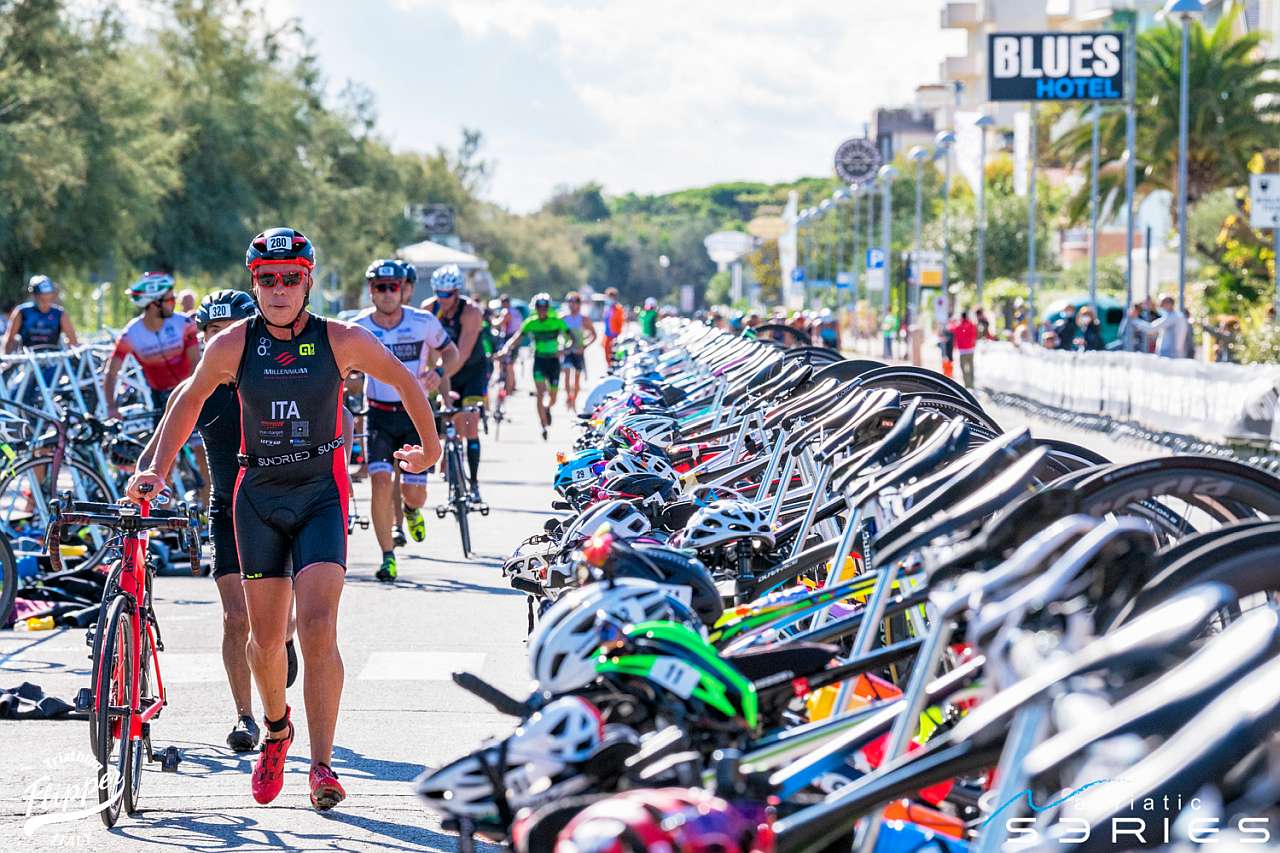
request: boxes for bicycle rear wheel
[95,594,133,828]
[0,534,14,629]
[0,455,114,572]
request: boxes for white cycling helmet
[529,579,701,693]
[610,414,679,448]
[128,272,175,308]
[560,499,651,546]
[677,499,775,550]
[582,377,625,416]
[602,452,677,484]
[414,696,603,821]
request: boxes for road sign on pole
[1250,174,1280,229]
[834,138,882,184]
[406,203,455,237]
[864,249,886,292]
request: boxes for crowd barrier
[976,341,1280,449]
[0,344,152,416]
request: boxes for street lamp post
[879,165,898,359]
[909,146,928,322]
[934,131,957,309]
[1165,0,1204,312]
[1027,103,1039,329]
[975,116,995,304]
[1088,103,1102,308]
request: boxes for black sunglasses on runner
[371,281,401,293]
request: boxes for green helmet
[595,620,758,732]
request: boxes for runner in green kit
[496,292,571,440]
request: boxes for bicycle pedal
[160,745,180,772]
[74,687,93,713]
[85,630,95,649]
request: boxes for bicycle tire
[1072,456,1280,524]
[447,441,472,555]
[96,594,132,828]
[0,455,114,572]
[0,532,15,629]
[456,496,473,557]
[87,559,126,753]
[126,616,154,816]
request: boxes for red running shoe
[251,707,293,805]
[309,762,346,811]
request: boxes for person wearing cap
[104,272,199,422]
[3,275,79,353]
[639,297,659,338]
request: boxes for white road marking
[160,653,225,682]
[357,652,486,681]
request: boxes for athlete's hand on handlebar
[125,469,167,503]
[394,444,432,475]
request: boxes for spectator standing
[949,309,978,388]
[1129,294,1190,359]
[1116,302,1145,352]
[1053,304,1079,351]
[1072,306,1105,351]
[639,297,658,338]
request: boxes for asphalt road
[0,372,572,851]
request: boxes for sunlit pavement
[0,363,573,852]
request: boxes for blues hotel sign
[988,33,1124,101]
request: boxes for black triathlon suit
[431,297,488,403]
[233,315,349,579]
[196,384,242,578]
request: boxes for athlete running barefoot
[126,228,440,812]
[496,293,572,441]
[355,258,458,582]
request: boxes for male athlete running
[136,290,298,752]
[559,290,597,412]
[422,264,486,503]
[496,293,572,441]
[3,275,79,353]
[355,259,458,582]
[127,228,440,812]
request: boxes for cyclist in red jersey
[103,272,199,420]
[126,228,441,811]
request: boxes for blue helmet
[554,449,607,496]
[431,264,464,293]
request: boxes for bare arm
[137,377,195,470]
[451,305,483,370]
[333,323,441,470]
[103,355,125,416]
[581,316,598,348]
[61,313,78,347]
[434,341,460,383]
[136,328,242,481]
[497,328,524,359]
[2,309,21,353]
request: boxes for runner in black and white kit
[354,258,458,582]
[136,289,298,753]
[127,227,440,813]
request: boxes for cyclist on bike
[2,275,79,353]
[496,293,572,441]
[423,264,486,503]
[559,290,597,413]
[355,258,458,582]
[126,227,441,812]
[104,272,199,421]
[136,289,298,753]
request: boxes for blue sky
[126,0,965,211]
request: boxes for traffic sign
[792,266,807,283]
[865,248,885,270]
[910,250,944,286]
[406,203,455,236]
[1250,174,1280,229]
[834,138,882,184]
[836,271,852,291]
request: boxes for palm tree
[1053,4,1280,224]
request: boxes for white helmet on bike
[559,499,651,546]
[529,579,701,693]
[677,499,775,550]
[602,452,677,484]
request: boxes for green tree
[543,182,610,222]
[1053,6,1280,224]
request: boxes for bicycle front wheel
[0,534,15,629]
[95,594,133,828]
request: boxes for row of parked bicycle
[413,320,1280,852]
[0,345,194,630]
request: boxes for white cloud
[387,0,964,208]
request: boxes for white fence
[977,341,1280,448]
